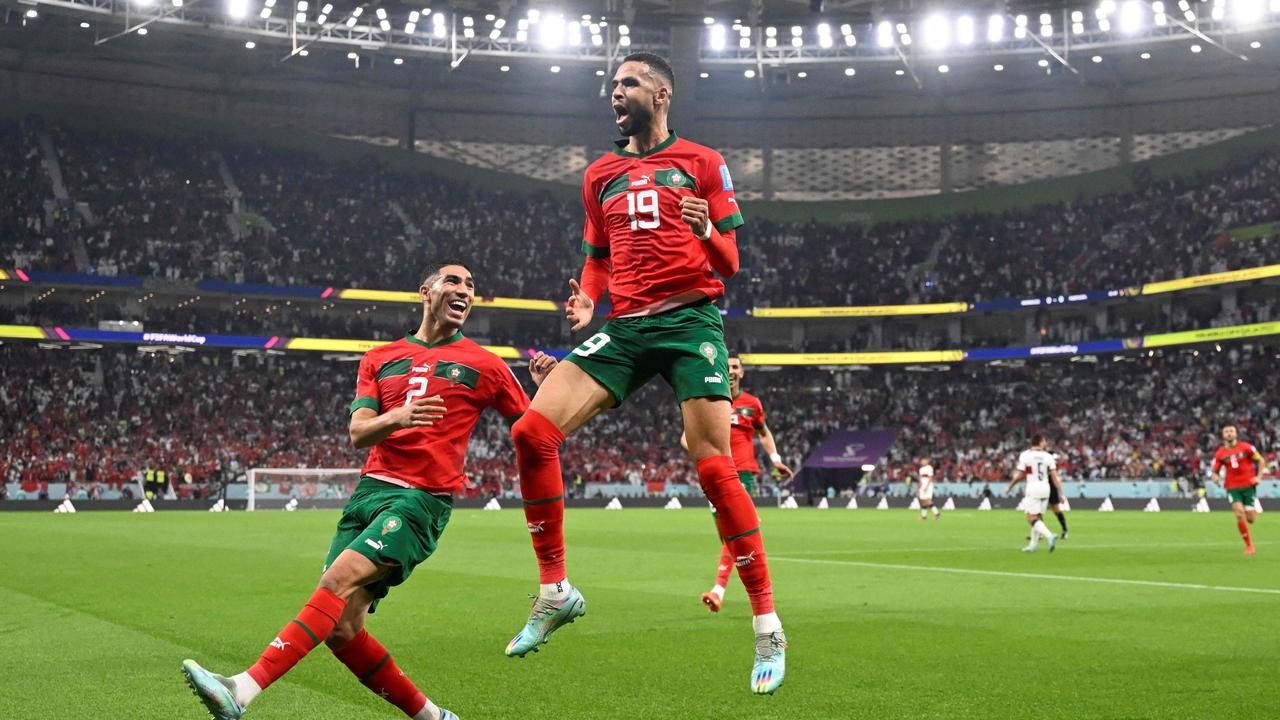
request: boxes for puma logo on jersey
[527,521,545,534]
[704,373,724,384]
[631,174,651,187]
[364,538,386,551]
[734,551,756,567]
[270,637,291,651]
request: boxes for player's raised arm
[679,196,739,278]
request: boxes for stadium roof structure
[4,0,1278,99]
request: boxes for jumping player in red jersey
[504,52,789,694]
[683,355,793,613]
[1211,425,1268,555]
[182,262,557,720]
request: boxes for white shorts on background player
[1018,496,1049,516]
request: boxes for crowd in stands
[4,117,1279,310]
[3,342,1275,501]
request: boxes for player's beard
[618,102,654,137]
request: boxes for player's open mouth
[447,300,469,317]
[613,104,628,125]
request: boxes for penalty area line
[771,556,1280,595]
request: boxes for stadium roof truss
[12,0,1280,70]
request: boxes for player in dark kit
[1212,424,1267,555]
[182,262,557,720]
[504,53,788,695]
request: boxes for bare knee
[319,550,384,601]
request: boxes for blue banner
[25,271,143,288]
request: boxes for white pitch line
[771,556,1280,595]
[782,540,1245,555]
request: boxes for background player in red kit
[182,262,556,720]
[1212,424,1268,555]
[685,354,793,613]
[505,52,789,695]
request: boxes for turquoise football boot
[751,630,788,695]
[439,709,461,720]
[504,587,586,657]
[181,659,245,720]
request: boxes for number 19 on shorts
[628,190,659,230]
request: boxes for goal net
[245,468,363,511]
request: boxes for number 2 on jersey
[627,189,660,230]
[404,376,429,406]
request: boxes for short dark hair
[421,260,472,288]
[623,52,675,93]
[1030,434,1045,447]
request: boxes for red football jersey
[1213,442,1260,489]
[580,133,743,318]
[729,391,766,473]
[349,333,529,494]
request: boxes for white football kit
[1016,449,1056,515]
[917,465,935,502]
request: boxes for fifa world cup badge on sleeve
[720,164,734,191]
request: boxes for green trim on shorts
[738,470,757,494]
[323,476,453,613]
[1228,486,1258,506]
[564,300,731,407]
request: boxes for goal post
[246,468,363,511]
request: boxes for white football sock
[1033,520,1054,541]
[1026,526,1040,550]
[229,672,262,707]
[539,578,571,602]
[919,509,927,518]
[932,506,940,516]
[711,584,725,599]
[412,697,441,720]
[752,611,782,635]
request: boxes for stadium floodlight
[937,63,950,73]
[1099,18,1112,30]
[1074,22,1085,32]
[80,20,90,27]
[297,11,307,23]
[704,16,715,25]
[172,0,183,8]
[766,25,777,37]
[791,25,803,36]
[895,68,905,75]
[844,32,856,46]
[595,69,604,76]
[227,0,248,19]
[797,71,807,77]
[244,40,255,48]
[137,26,148,34]
[993,62,1004,70]
[1038,57,1049,66]
[1251,40,1262,47]
[375,7,386,20]
[1119,1,1143,32]
[860,464,876,472]
[957,16,975,45]
[710,23,727,50]
[567,22,581,45]
[1235,0,1265,22]
[817,22,831,35]
[923,14,950,50]
[462,26,474,37]
[900,32,912,45]
[1190,43,1202,51]
[393,57,404,65]
[499,64,510,71]
[1040,13,1053,37]
[315,12,326,23]
[699,71,709,78]
[1211,3,1225,19]
[1140,51,1151,58]
[485,13,494,21]
[792,35,804,47]
[619,35,631,46]
[1152,1,1167,25]
[766,36,777,47]
[298,48,308,55]
[744,68,756,78]
[1014,15,1028,39]
[527,8,540,23]
[840,23,852,35]
[518,18,528,30]
[539,13,565,47]
[739,25,751,37]
[1184,9,1197,20]
[988,14,1005,41]
[550,65,560,73]
[877,20,894,47]
[844,67,855,75]
[381,19,392,31]
[1272,0,1280,12]
[1091,54,1103,62]
[433,11,446,37]
[740,36,751,48]
[896,22,907,33]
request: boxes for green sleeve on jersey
[581,240,610,259]
[714,212,745,233]
[350,396,381,414]
[376,358,412,380]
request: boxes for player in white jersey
[916,457,940,521]
[1006,435,1063,553]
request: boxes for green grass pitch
[2,508,1277,719]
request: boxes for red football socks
[246,587,346,690]
[697,455,775,615]
[1238,519,1253,547]
[715,544,734,589]
[333,629,429,718]
[512,409,568,583]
